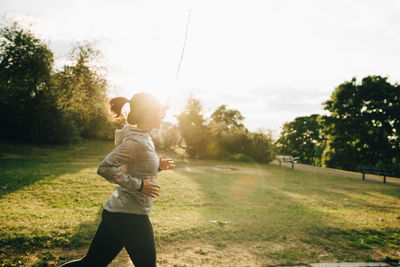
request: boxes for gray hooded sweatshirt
[96,124,159,215]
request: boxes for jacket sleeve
[96,137,144,191]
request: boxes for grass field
[0,139,399,266]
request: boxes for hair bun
[109,96,129,118]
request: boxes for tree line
[5,21,397,171]
[0,21,122,144]
[153,97,275,163]
[0,21,275,163]
[276,76,400,176]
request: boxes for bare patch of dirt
[190,165,268,176]
[6,239,394,266]
[182,166,207,173]
[22,240,274,266]
[155,240,268,267]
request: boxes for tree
[0,21,77,143]
[210,104,245,130]
[176,96,209,158]
[207,105,248,157]
[321,76,400,173]
[243,130,275,163]
[0,22,53,97]
[277,114,326,166]
[53,41,113,139]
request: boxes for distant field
[0,139,399,266]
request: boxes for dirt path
[56,240,269,267]
[271,160,400,186]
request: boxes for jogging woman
[61,92,175,267]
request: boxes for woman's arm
[96,138,144,191]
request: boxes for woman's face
[143,105,165,130]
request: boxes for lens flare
[223,157,264,202]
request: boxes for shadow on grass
[0,205,104,256]
[0,139,113,198]
[0,139,113,263]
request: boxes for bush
[21,91,81,144]
[152,122,182,151]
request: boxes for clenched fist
[158,156,176,171]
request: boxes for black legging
[61,208,156,267]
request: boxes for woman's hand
[141,177,160,198]
[158,156,176,171]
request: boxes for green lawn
[0,139,399,266]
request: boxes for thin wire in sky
[175,2,192,83]
[166,0,193,108]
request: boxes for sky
[1,0,400,137]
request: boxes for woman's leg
[106,212,157,267]
[61,209,123,267]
